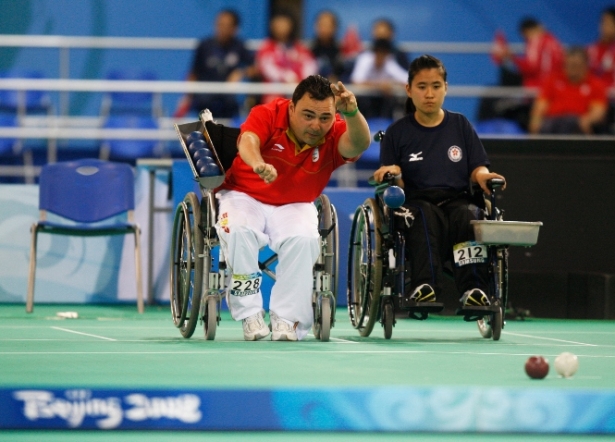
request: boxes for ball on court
[192,147,213,162]
[525,355,549,379]
[554,352,579,378]
[188,139,207,154]
[383,185,405,208]
[196,159,220,177]
[186,130,204,145]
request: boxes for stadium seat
[26,159,144,313]
[100,69,162,118]
[474,118,525,135]
[0,70,53,117]
[100,115,161,162]
[0,114,36,184]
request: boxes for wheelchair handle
[368,172,397,187]
[489,178,505,190]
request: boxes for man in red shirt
[529,47,608,134]
[588,7,615,88]
[216,75,370,341]
[492,17,564,88]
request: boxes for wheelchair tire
[347,198,382,337]
[319,298,332,342]
[170,202,189,328]
[491,300,503,341]
[383,302,394,340]
[170,192,203,339]
[313,195,338,340]
[203,296,217,341]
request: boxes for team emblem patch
[448,145,462,162]
[312,147,319,162]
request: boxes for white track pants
[215,190,319,340]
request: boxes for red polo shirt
[539,72,608,117]
[219,98,352,205]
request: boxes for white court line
[50,326,116,341]
[1,349,614,358]
[502,331,597,347]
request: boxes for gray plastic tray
[470,220,543,246]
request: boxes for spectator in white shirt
[350,38,407,119]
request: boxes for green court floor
[1,304,614,440]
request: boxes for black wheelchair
[347,132,542,340]
[170,110,339,341]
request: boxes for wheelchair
[347,132,542,340]
[170,110,339,341]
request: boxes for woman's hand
[373,165,402,183]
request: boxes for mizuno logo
[409,152,423,162]
[272,144,285,152]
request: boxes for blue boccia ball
[192,147,213,162]
[186,130,204,145]
[188,139,207,154]
[196,159,220,177]
[383,185,405,208]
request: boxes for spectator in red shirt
[256,11,318,103]
[492,17,565,88]
[587,7,615,87]
[529,47,608,134]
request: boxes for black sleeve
[190,40,207,76]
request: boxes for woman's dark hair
[219,9,240,27]
[405,54,447,114]
[292,75,334,104]
[270,10,299,42]
[603,7,615,22]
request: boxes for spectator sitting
[371,17,409,70]
[529,47,608,135]
[311,10,346,82]
[174,9,257,119]
[587,6,615,87]
[350,38,407,119]
[256,11,318,103]
[492,16,564,88]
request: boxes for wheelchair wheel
[313,195,338,341]
[382,302,394,340]
[347,198,382,337]
[203,296,218,341]
[319,298,332,342]
[170,192,203,338]
[478,245,509,340]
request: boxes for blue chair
[0,70,53,117]
[100,115,161,162]
[100,70,162,118]
[26,159,144,313]
[474,118,525,135]
[0,114,18,156]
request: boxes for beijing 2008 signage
[2,386,615,433]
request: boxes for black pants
[402,194,489,299]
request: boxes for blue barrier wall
[2,0,614,119]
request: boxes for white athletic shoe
[242,312,270,341]
[270,311,298,341]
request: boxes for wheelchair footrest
[456,305,498,322]
[404,301,444,321]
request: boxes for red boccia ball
[525,355,549,379]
